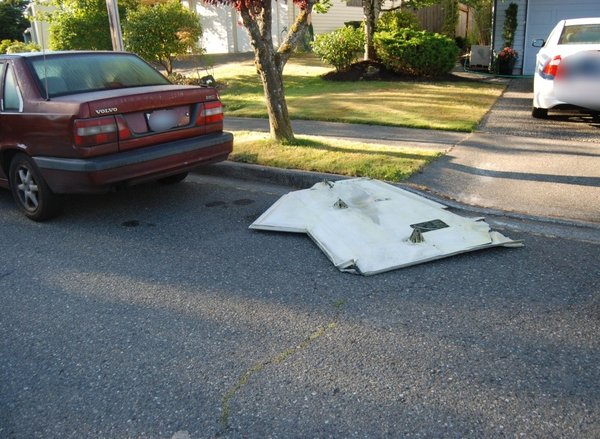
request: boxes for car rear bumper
[534,73,600,111]
[533,74,563,109]
[34,132,233,193]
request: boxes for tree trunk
[363,0,380,60]
[238,0,315,143]
[256,48,295,141]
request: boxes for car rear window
[27,53,170,98]
[559,24,600,44]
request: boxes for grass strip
[230,131,442,182]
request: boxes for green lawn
[210,54,505,132]
[230,131,441,182]
[175,54,504,180]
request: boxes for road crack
[218,322,337,432]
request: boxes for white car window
[559,24,600,45]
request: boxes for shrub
[377,10,421,32]
[168,72,217,87]
[502,2,518,48]
[344,21,363,30]
[124,0,202,75]
[374,29,459,77]
[312,26,364,72]
[0,39,13,53]
[0,39,40,54]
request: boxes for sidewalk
[219,79,600,225]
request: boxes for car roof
[563,17,600,26]
[1,51,132,59]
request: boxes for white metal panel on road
[250,179,523,275]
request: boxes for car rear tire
[532,107,548,119]
[157,172,188,185]
[9,153,60,221]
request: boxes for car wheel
[9,153,60,221]
[532,107,548,119]
[157,172,188,185]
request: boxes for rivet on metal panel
[333,199,348,209]
[409,228,425,243]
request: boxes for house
[492,0,600,75]
[26,0,473,56]
[188,0,366,54]
[191,0,475,55]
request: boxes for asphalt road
[1,173,599,438]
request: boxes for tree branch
[276,1,315,68]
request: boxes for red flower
[498,47,518,61]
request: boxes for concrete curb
[197,160,350,189]
[196,161,600,232]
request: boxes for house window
[346,0,362,7]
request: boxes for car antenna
[41,27,49,101]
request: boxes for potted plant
[497,3,518,75]
[497,46,518,75]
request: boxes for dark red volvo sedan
[0,51,233,220]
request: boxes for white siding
[311,3,365,35]
[493,0,527,74]
[193,1,288,54]
[194,3,238,53]
[523,0,600,74]
[494,0,600,74]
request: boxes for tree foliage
[47,0,134,50]
[469,0,492,45]
[123,0,202,75]
[441,0,459,37]
[0,0,30,41]
[377,9,421,32]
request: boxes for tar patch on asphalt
[205,199,255,208]
[121,220,156,228]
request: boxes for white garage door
[524,0,600,75]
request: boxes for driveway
[478,78,600,142]
[408,78,600,224]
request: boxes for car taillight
[542,55,562,79]
[115,115,132,141]
[74,116,131,147]
[196,101,224,125]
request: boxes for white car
[532,17,600,118]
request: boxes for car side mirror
[532,39,545,48]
